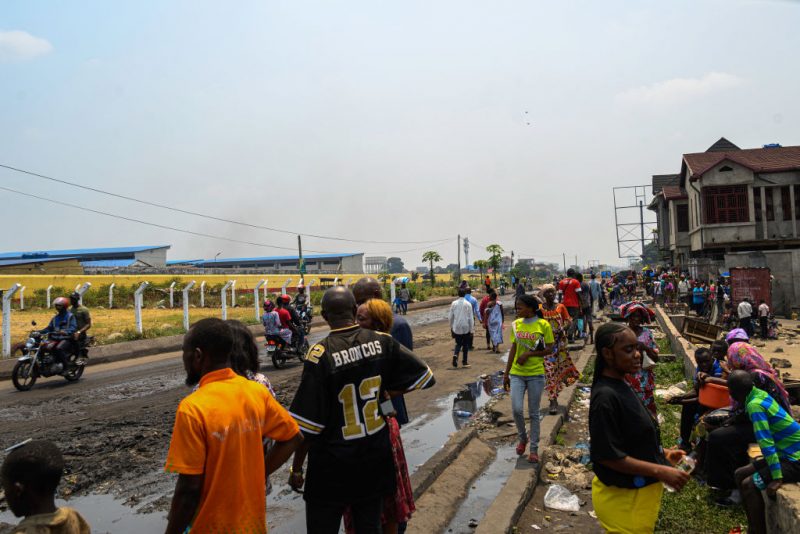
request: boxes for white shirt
[678,280,689,295]
[738,301,753,319]
[758,303,770,318]
[449,298,475,335]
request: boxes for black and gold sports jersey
[289,324,434,502]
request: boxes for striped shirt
[746,387,800,480]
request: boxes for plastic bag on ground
[543,484,581,512]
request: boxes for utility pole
[575,255,578,271]
[298,235,304,285]
[639,200,646,261]
[562,253,567,274]
[456,234,462,283]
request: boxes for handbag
[641,351,657,370]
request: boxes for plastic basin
[699,382,730,409]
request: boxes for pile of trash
[654,380,689,403]
[541,446,594,493]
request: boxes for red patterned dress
[539,303,580,401]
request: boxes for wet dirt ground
[0,301,513,533]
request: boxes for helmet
[53,297,69,308]
[726,328,749,343]
[263,298,274,311]
[280,294,291,304]
[70,292,81,301]
[297,283,305,290]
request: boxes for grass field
[1,306,262,349]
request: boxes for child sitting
[1,440,90,533]
[668,348,723,450]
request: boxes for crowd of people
[7,268,800,534]
[583,268,799,534]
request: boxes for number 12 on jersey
[338,375,385,440]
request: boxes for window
[676,204,689,232]
[719,166,733,172]
[782,186,793,221]
[702,185,749,224]
[754,187,762,221]
[766,188,775,221]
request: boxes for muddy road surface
[0,300,513,533]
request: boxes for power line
[0,185,450,257]
[0,163,452,245]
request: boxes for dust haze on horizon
[1,0,798,271]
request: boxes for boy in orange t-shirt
[164,318,302,534]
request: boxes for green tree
[473,259,488,278]
[486,244,504,286]
[421,250,442,287]
[386,257,405,274]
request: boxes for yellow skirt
[591,476,663,533]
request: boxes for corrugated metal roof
[173,253,362,266]
[0,257,79,267]
[0,245,170,260]
[80,259,138,268]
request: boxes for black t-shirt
[589,375,668,489]
[289,325,435,503]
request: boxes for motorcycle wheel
[64,364,85,382]
[12,361,37,391]
[272,353,286,369]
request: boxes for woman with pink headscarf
[620,302,659,416]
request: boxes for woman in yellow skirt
[589,323,689,533]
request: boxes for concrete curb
[0,296,456,381]
[654,304,696,381]
[410,426,478,500]
[474,345,594,534]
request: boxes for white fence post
[76,282,91,305]
[169,282,176,308]
[307,279,315,302]
[200,281,206,308]
[333,277,339,286]
[134,282,150,334]
[390,279,396,305]
[281,278,292,295]
[2,284,21,357]
[46,285,53,308]
[231,280,237,307]
[255,280,266,321]
[182,281,196,331]
[221,280,234,320]
[19,286,25,310]
[345,278,354,288]
[263,279,269,303]
[109,283,115,309]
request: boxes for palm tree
[421,250,442,287]
[486,244,504,287]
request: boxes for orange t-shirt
[539,303,571,330]
[165,368,299,533]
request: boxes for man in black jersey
[288,287,435,534]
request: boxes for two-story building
[650,138,800,313]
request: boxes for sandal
[516,439,528,455]
[528,452,540,464]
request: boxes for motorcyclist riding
[280,294,305,350]
[69,292,92,363]
[292,284,309,314]
[275,296,299,349]
[39,297,77,373]
[262,298,290,347]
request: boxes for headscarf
[263,299,275,312]
[725,328,749,344]
[728,341,790,410]
[620,301,655,323]
[540,283,556,293]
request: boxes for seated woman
[668,347,723,450]
[702,328,790,506]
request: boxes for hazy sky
[1,0,799,270]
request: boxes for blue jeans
[510,374,545,452]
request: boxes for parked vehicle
[267,335,308,369]
[11,322,90,391]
